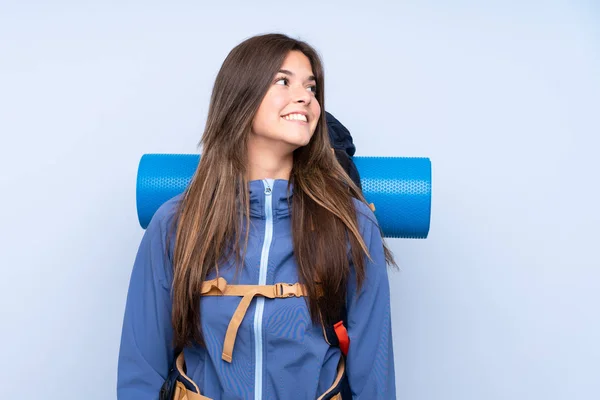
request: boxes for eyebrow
[278,69,316,82]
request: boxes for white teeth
[282,113,307,122]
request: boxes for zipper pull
[263,180,272,195]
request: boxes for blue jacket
[117,179,396,399]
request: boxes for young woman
[117,33,397,400]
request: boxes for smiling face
[250,50,322,153]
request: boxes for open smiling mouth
[281,113,308,124]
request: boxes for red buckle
[333,321,350,356]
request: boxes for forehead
[280,50,314,77]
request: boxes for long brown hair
[170,33,396,349]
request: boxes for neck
[247,137,294,181]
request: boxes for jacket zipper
[253,179,273,400]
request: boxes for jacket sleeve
[117,208,176,399]
[345,205,396,399]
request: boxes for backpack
[326,111,362,191]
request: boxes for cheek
[254,95,282,130]
[266,91,289,115]
[311,102,321,128]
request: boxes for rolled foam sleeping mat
[136,154,431,239]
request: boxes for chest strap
[200,277,308,363]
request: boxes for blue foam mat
[136,154,431,239]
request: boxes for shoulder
[137,193,184,287]
[146,193,184,235]
[143,193,185,262]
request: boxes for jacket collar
[248,179,293,219]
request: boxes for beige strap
[173,381,212,400]
[201,277,308,363]
[174,352,345,400]
[316,356,346,400]
[173,353,212,399]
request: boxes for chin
[285,138,312,150]
[283,132,314,147]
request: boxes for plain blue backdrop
[0,1,598,399]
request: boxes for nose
[292,84,312,105]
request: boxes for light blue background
[1,1,598,399]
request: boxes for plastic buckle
[275,283,296,298]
